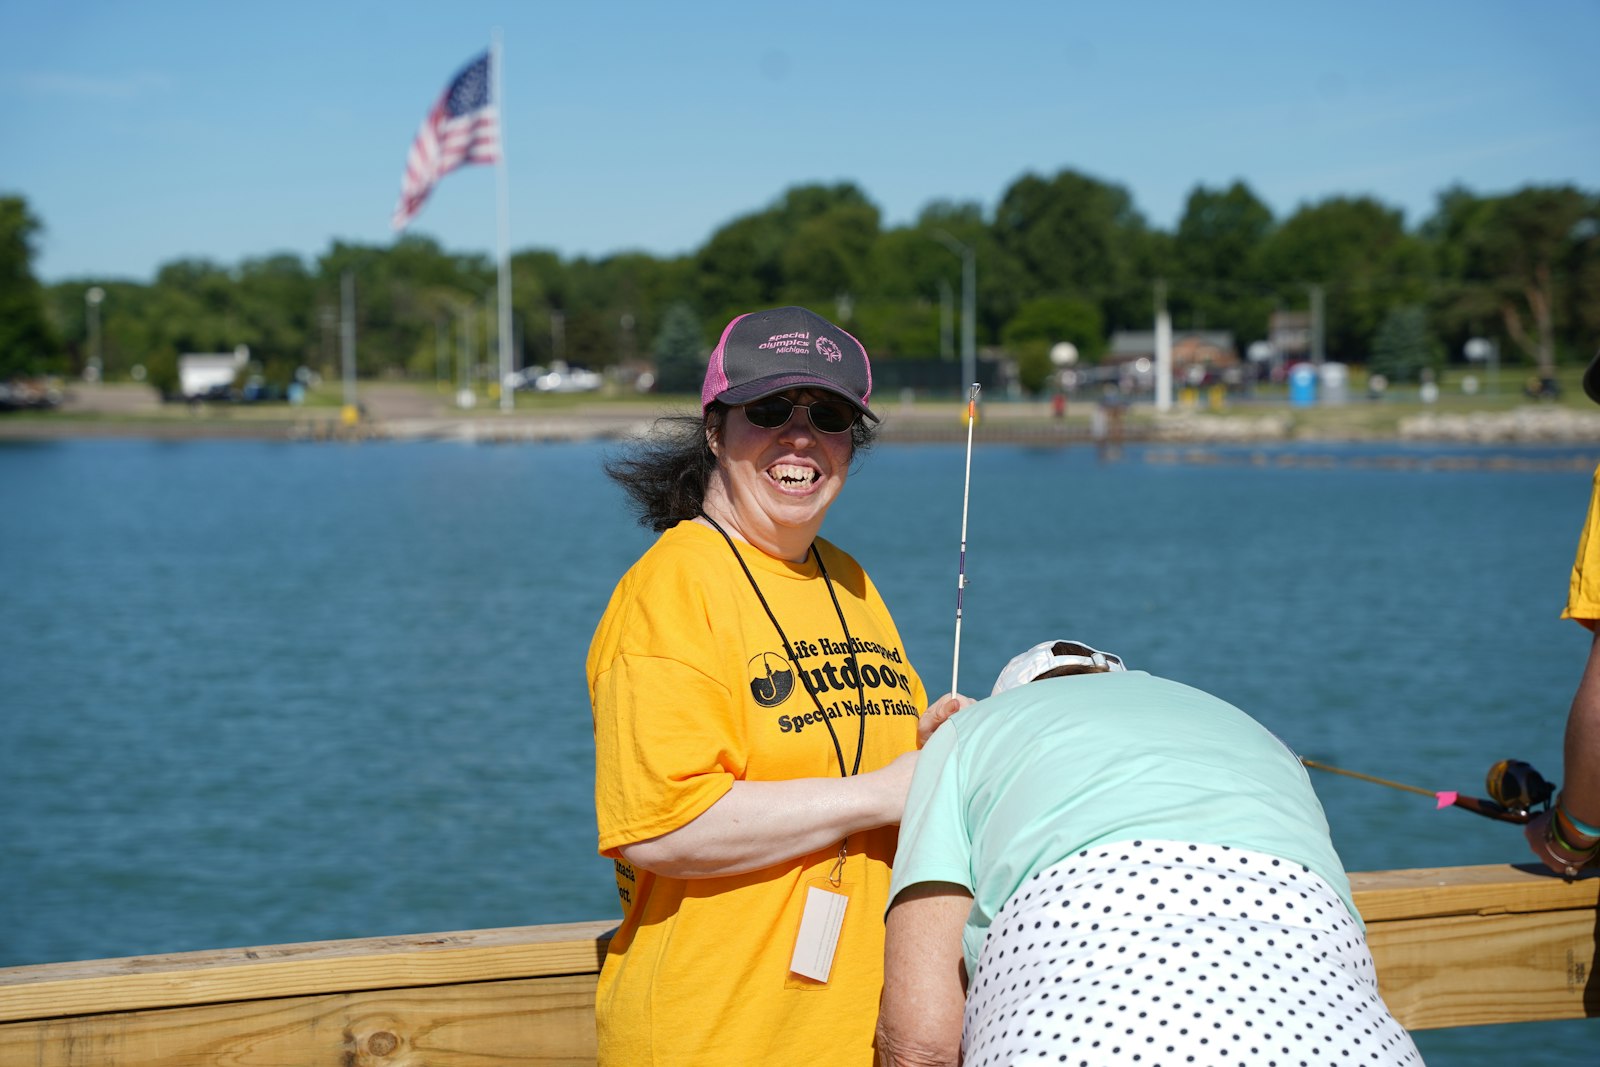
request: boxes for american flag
[392,51,501,231]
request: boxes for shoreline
[7,382,1600,448]
[7,410,1600,450]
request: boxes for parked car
[532,362,602,393]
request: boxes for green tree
[990,169,1153,330]
[1002,296,1105,394]
[317,237,492,380]
[871,203,976,301]
[511,248,568,368]
[127,260,242,397]
[695,212,784,315]
[0,196,61,379]
[1369,305,1440,383]
[557,252,696,370]
[1425,185,1600,373]
[234,254,317,385]
[779,195,880,308]
[854,227,945,358]
[694,183,880,322]
[148,260,237,355]
[850,298,943,361]
[1255,196,1427,362]
[652,301,705,395]
[142,347,180,398]
[1570,221,1600,359]
[1420,186,1500,362]
[912,200,1007,352]
[1170,181,1276,343]
[1462,186,1596,376]
[45,278,179,390]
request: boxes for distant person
[588,305,969,1065]
[876,640,1423,1067]
[1524,374,1561,401]
[1092,384,1125,458]
[1525,350,1600,875]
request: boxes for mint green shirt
[889,671,1357,975]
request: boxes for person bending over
[876,639,1421,1067]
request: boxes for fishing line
[1300,759,1436,798]
[951,383,980,697]
[1300,756,1552,825]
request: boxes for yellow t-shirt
[1565,465,1600,631]
[588,520,926,1066]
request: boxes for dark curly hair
[604,402,879,532]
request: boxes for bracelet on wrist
[1542,820,1597,877]
[1555,809,1600,853]
[1546,815,1600,859]
[1556,795,1600,842]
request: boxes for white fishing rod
[951,383,980,696]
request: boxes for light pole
[340,271,359,423]
[937,278,954,360]
[458,302,476,410]
[484,287,497,404]
[1050,341,1078,388]
[84,286,104,382]
[933,230,976,395]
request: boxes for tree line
[2,170,1596,397]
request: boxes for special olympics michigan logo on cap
[701,306,878,420]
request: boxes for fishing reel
[1484,759,1556,818]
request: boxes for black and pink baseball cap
[700,306,878,422]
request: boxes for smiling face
[700,389,856,562]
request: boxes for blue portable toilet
[1288,363,1317,407]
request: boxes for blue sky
[4,1,1596,283]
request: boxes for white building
[178,347,249,398]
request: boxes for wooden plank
[1352,864,1600,922]
[0,922,615,1024]
[0,975,598,1067]
[1,863,1595,1060]
[1365,907,1599,1030]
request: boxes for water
[2,437,1596,1062]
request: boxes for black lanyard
[700,514,868,778]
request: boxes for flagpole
[493,29,514,413]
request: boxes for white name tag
[789,885,848,982]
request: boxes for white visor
[991,639,1127,695]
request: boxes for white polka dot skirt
[962,840,1424,1067]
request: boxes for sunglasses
[741,395,859,435]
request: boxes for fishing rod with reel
[1301,756,1556,825]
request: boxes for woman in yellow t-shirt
[1526,351,1600,875]
[588,306,968,1065]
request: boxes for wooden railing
[2,865,1594,1065]
[1348,864,1599,1030]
